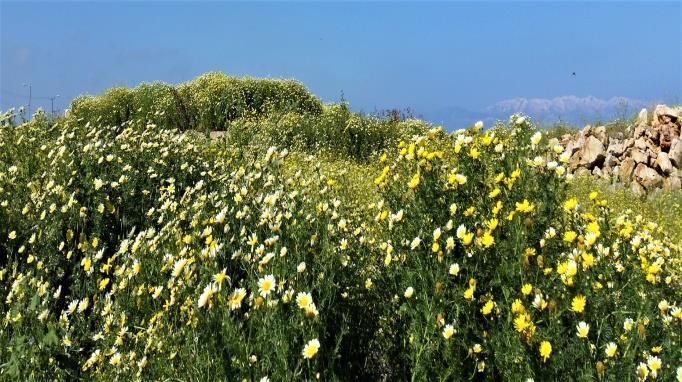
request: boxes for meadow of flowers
[1,76,681,381]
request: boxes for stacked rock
[559,105,682,195]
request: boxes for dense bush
[69,72,323,131]
[224,103,431,162]
[1,101,681,381]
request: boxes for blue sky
[1,1,681,126]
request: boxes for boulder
[574,136,586,151]
[652,104,676,128]
[579,136,606,168]
[630,148,649,164]
[654,152,673,175]
[634,137,648,150]
[618,158,636,183]
[564,141,580,156]
[646,139,660,155]
[630,181,646,196]
[607,141,624,157]
[569,151,582,169]
[605,154,619,168]
[648,151,658,168]
[560,134,573,145]
[662,176,681,192]
[645,126,660,143]
[624,138,635,149]
[670,139,682,168]
[635,163,662,189]
[660,124,679,150]
[637,108,648,125]
[634,125,647,138]
[593,125,608,145]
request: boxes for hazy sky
[1,1,681,116]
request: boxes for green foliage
[69,72,323,132]
[223,103,431,162]
[569,176,682,250]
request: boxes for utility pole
[49,95,60,116]
[23,83,32,117]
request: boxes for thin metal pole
[23,83,32,117]
[50,95,61,116]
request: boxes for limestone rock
[634,137,647,151]
[624,138,635,149]
[645,126,660,143]
[662,176,681,192]
[579,136,605,168]
[559,104,681,193]
[607,141,624,157]
[605,154,619,168]
[646,139,660,155]
[654,152,673,175]
[637,108,648,125]
[653,104,676,127]
[634,125,647,138]
[564,140,580,156]
[630,148,649,164]
[660,124,679,150]
[635,163,662,189]
[619,158,635,183]
[669,139,682,168]
[560,134,573,145]
[593,125,608,145]
[630,181,646,196]
[648,151,658,168]
[569,151,582,169]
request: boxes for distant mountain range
[424,95,654,130]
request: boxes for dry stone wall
[558,105,682,195]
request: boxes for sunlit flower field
[1,75,680,381]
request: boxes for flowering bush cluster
[225,103,428,162]
[0,103,680,381]
[69,72,323,132]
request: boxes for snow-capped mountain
[425,96,653,130]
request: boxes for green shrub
[224,103,433,162]
[69,72,323,132]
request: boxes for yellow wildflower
[539,341,552,362]
[571,295,586,313]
